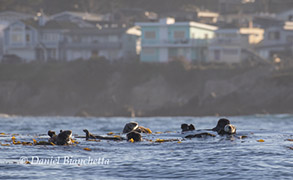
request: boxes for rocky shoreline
[0,60,293,117]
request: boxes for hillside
[0,59,293,117]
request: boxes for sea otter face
[123,122,139,133]
[224,124,236,134]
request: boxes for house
[61,25,140,61]
[0,11,33,58]
[276,9,293,21]
[135,18,217,63]
[208,25,264,63]
[160,10,219,24]
[218,0,256,15]
[257,21,293,60]
[2,11,140,62]
[197,11,219,24]
[3,14,79,62]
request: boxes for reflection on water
[0,115,293,179]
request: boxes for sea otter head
[224,124,236,134]
[212,118,230,132]
[181,124,195,132]
[83,129,89,134]
[181,124,189,132]
[123,122,139,133]
[126,131,142,142]
[48,130,56,138]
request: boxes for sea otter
[126,131,142,142]
[123,122,139,133]
[56,130,73,145]
[181,123,195,132]
[123,122,151,134]
[83,129,97,140]
[212,119,236,135]
[185,118,236,138]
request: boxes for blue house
[2,11,141,62]
[135,18,217,62]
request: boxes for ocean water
[0,115,292,180]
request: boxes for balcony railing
[61,42,122,49]
[141,39,210,47]
[211,37,249,46]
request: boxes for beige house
[208,26,264,63]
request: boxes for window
[223,49,238,55]
[173,31,185,39]
[109,35,118,42]
[11,34,23,43]
[142,48,156,55]
[275,31,280,40]
[48,49,56,59]
[214,50,220,60]
[144,31,156,39]
[287,36,293,44]
[26,34,30,42]
[205,34,209,39]
[42,33,59,42]
[268,31,280,40]
[10,25,24,44]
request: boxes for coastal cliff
[0,60,292,117]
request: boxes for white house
[136,18,217,63]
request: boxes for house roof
[136,18,218,31]
[0,11,33,18]
[21,18,79,30]
[51,11,104,21]
[65,27,129,35]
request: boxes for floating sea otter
[122,122,152,134]
[185,118,236,139]
[56,130,73,145]
[212,118,236,135]
[47,130,73,145]
[181,123,195,132]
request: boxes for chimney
[248,20,253,28]
[37,9,47,26]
